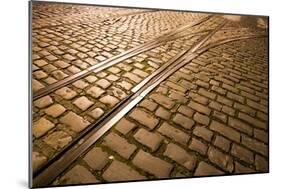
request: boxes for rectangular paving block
[188,100,211,115]
[173,113,195,129]
[129,108,159,130]
[103,133,137,159]
[150,93,175,109]
[103,160,146,181]
[228,117,253,136]
[194,161,224,176]
[132,150,173,178]
[59,165,97,185]
[83,147,109,170]
[33,117,55,138]
[208,146,234,172]
[164,143,197,171]
[238,112,267,130]
[158,122,190,145]
[60,111,90,132]
[189,138,208,155]
[115,118,136,135]
[231,144,254,164]
[133,128,163,151]
[241,135,268,157]
[210,120,240,143]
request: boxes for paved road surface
[31,2,268,187]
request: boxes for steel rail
[32,19,228,188]
[33,15,213,100]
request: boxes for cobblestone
[133,128,163,151]
[198,88,216,99]
[213,111,227,123]
[188,101,211,115]
[33,151,47,172]
[34,59,48,67]
[169,92,188,104]
[241,135,268,156]
[231,144,254,164]
[189,92,209,105]
[115,118,136,135]
[139,99,158,112]
[85,76,97,83]
[189,138,208,155]
[33,80,44,92]
[247,99,267,113]
[193,112,210,125]
[52,70,68,80]
[59,165,97,184]
[33,117,55,138]
[43,131,72,150]
[210,121,240,143]
[238,112,267,130]
[254,129,268,143]
[103,133,136,159]
[117,81,133,90]
[73,96,94,111]
[133,150,173,178]
[86,86,105,98]
[55,87,77,100]
[158,122,190,145]
[155,106,172,120]
[193,126,213,142]
[103,160,145,181]
[255,154,268,172]
[150,93,175,109]
[96,79,111,89]
[34,95,53,108]
[73,80,89,89]
[164,143,196,170]
[222,105,235,116]
[213,135,231,152]
[129,108,159,130]
[165,81,187,93]
[123,72,142,83]
[83,147,109,170]
[178,105,194,117]
[60,111,90,132]
[87,108,104,119]
[194,161,224,176]
[217,95,233,107]
[173,113,195,129]
[227,92,244,103]
[208,146,234,172]
[99,95,120,107]
[234,161,255,174]
[133,69,149,78]
[228,117,253,136]
[234,103,256,116]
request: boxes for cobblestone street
[31,2,269,187]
